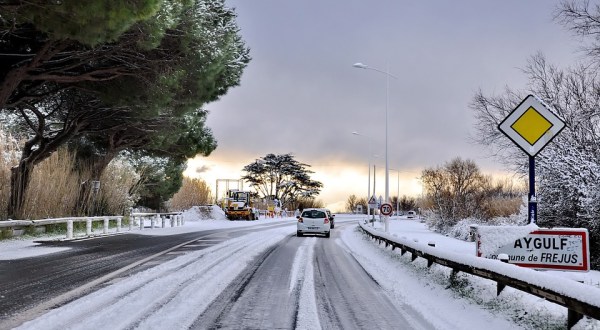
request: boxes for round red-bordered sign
[380,203,393,216]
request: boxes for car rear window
[301,210,326,218]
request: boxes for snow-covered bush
[448,213,528,241]
[98,157,140,216]
[431,196,527,240]
[448,218,484,241]
[421,158,525,234]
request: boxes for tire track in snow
[292,237,322,330]
[190,234,320,329]
[188,244,280,329]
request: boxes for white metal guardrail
[0,213,184,239]
[130,212,185,231]
[358,221,600,329]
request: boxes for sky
[185,0,584,211]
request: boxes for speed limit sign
[380,203,393,216]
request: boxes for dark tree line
[345,194,417,214]
[0,0,250,217]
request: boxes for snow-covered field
[1,209,599,329]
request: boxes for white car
[296,208,331,238]
[407,210,416,218]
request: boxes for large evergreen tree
[242,154,323,208]
[0,0,250,218]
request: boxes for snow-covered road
[13,221,436,330]
[15,226,296,330]
[2,211,599,329]
[313,223,435,330]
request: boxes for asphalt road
[313,224,434,330]
[190,222,434,329]
[0,221,289,328]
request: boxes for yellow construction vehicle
[222,190,257,220]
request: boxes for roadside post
[376,195,383,226]
[498,95,565,224]
[368,195,377,226]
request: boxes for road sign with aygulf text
[476,228,589,271]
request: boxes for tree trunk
[7,119,83,218]
[0,66,28,110]
[75,181,93,216]
[74,152,118,216]
[8,161,33,219]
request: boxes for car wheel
[325,232,330,238]
[297,231,303,237]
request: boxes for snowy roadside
[342,216,600,329]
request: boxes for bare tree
[555,0,600,62]
[346,194,359,213]
[421,158,486,231]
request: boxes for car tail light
[297,217,303,223]
[324,218,329,224]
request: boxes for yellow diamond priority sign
[499,95,565,156]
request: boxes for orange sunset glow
[185,154,423,213]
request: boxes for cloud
[195,165,212,174]
[199,0,579,205]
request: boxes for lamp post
[352,131,374,218]
[353,62,397,232]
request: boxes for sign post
[528,156,537,224]
[380,203,393,230]
[368,195,377,225]
[498,95,565,224]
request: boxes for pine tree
[242,154,323,208]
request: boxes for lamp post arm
[353,63,399,79]
[369,67,399,79]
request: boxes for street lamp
[353,62,398,232]
[352,131,374,218]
